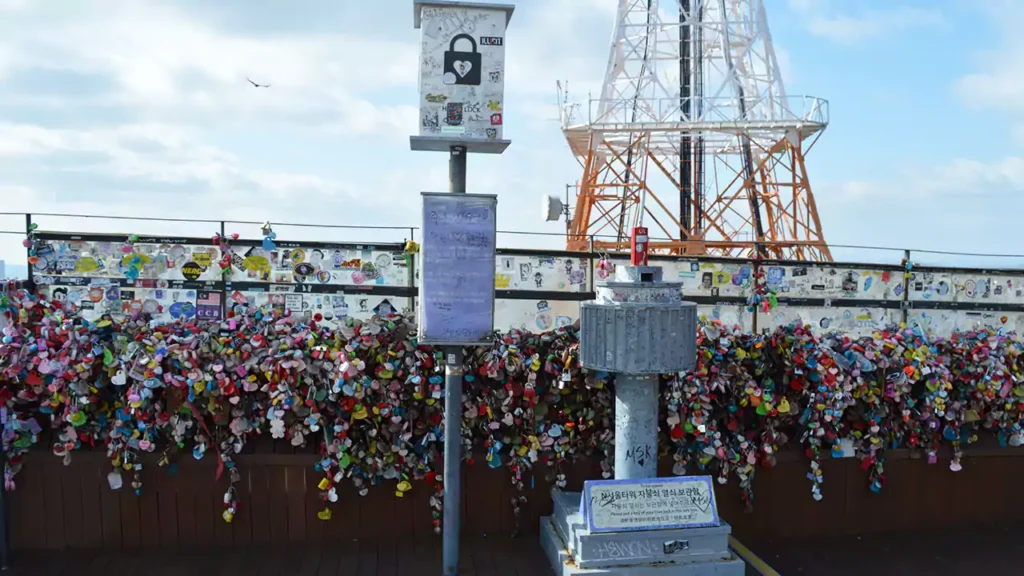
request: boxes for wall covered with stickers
[10,226,1024,548]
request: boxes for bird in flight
[246,77,271,88]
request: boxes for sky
[0,0,1021,276]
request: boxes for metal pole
[24,214,33,292]
[443,145,467,576]
[614,373,660,479]
[902,249,912,326]
[0,309,10,570]
[220,221,227,320]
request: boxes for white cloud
[953,2,1024,145]
[814,156,1024,260]
[954,16,1024,114]
[788,0,942,44]
[0,0,419,132]
[0,0,636,268]
[827,156,1024,201]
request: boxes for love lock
[443,34,482,86]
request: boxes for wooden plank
[296,547,323,576]
[304,465,326,544]
[157,464,179,547]
[286,465,307,542]
[333,478,362,540]
[256,546,291,576]
[392,480,417,540]
[413,482,438,539]
[193,463,216,546]
[138,465,161,547]
[413,534,437,572]
[214,467,235,547]
[316,542,343,576]
[10,457,47,549]
[490,536,519,576]
[356,537,378,576]
[119,476,142,548]
[60,462,86,548]
[175,462,198,547]
[80,463,105,548]
[99,467,122,549]
[375,538,397,576]
[42,462,66,549]
[231,466,253,547]
[357,481,393,539]
[336,538,361,576]
[268,466,288,542]
[249,465,272,544]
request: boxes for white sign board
[419,192,497,345]
[581,476,720,533]
[412,1,513,153]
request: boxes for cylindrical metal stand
[442,347,464,576]
[614,374,660,479]
[442,143,468,576]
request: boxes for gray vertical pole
[902,249,912,326]
[0,307,10,570]
[409,227,417,319]
[220,221,227,320]
[443,145,467,576]
[24,214,33,291]
[614,374,659,479]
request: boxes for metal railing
[560,95,830,130]
[3,211,1024,338]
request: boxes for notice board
[419,192,497,345]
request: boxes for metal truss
[560,0,832,261]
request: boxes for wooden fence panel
[9,448,1024,550]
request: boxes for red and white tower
[558,0,832,261]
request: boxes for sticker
[51,287,69,303]
[88,287,105,303]
[316,270,331,284]
[495,274,511,289]
[294,263,315,277]
[169,301,196,319]
[74,257,99,273]
[142,299,160,315]
[181,262,203,281]
[244,255,270,273]
[290,250,306,264]
[285,294,304,312]
[192,252,212,268]
[374,300,395,317]
[332,296,349,318]
[196,290,222,321]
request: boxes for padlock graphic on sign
[443,34,482,86]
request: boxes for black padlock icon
[443,34,482,86]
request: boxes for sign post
[411,3,514,574]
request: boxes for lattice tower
[559,0,831,260]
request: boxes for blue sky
[0,0,1021,275]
